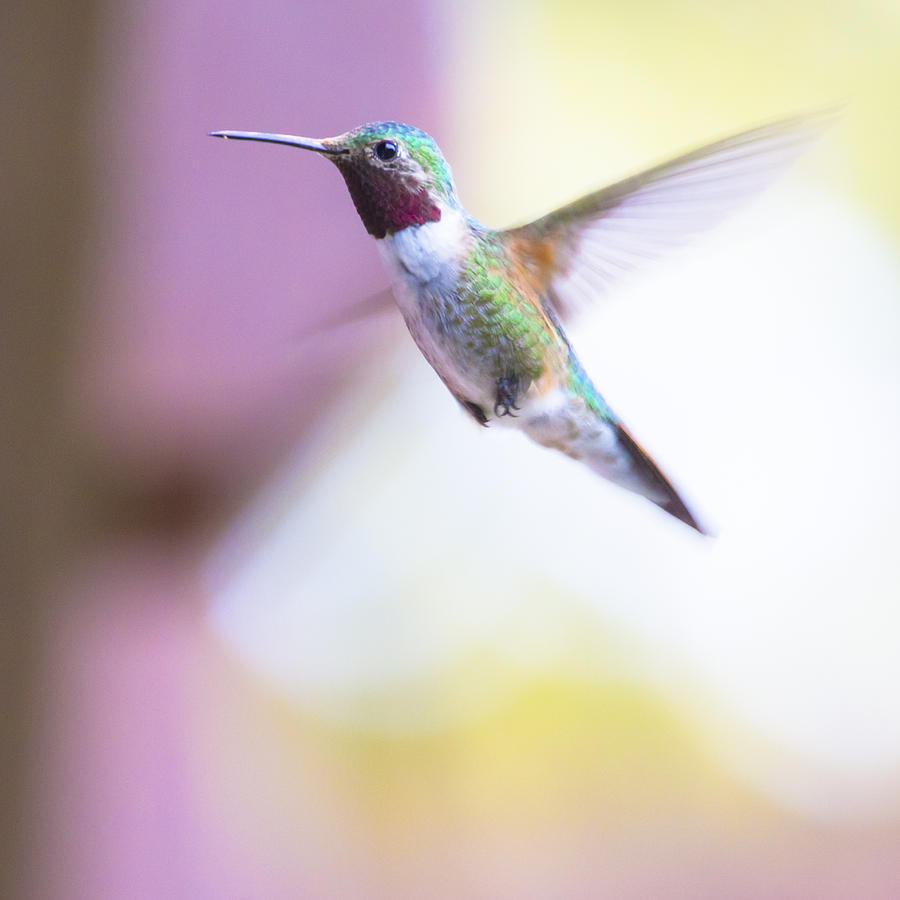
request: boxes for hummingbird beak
[209,131,348,155]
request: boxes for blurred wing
[298,286,395,337]
[504,109,836,319]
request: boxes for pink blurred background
[6,0,900,898]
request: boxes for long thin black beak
[209,131,347,155]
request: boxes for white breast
[376,205,468,292]
[375,206,481,402]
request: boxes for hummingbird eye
[374,140,399,162]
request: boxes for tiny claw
[494,375,521,418]
[493,400,518,417]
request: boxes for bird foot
[494,376,521,418]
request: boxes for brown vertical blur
[0,1,100,897]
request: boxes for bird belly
[377,221,499,408]
[386,272,493,405]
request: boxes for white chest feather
[375,207,483,400]
[376,206,468,293]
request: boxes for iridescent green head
[210,121,458,239]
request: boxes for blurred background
[5,0,900,897]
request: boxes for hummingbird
[211,112,830,534]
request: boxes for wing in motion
[504,109,837,318]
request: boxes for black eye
[374,140,399,161]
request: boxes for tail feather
[519,383,707,534]
[614,423,708,535]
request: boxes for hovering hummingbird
[211,112,830,534]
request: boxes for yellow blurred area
[197,634,898,895]
[448,0,898,233]
[197,645,776,893]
